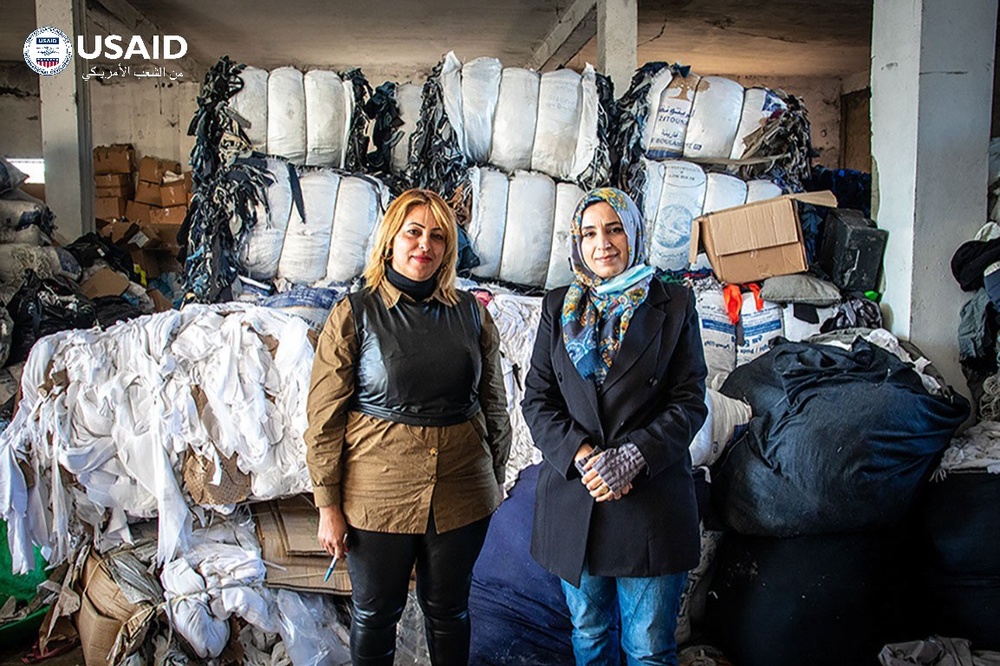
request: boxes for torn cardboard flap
[80,268,130,299]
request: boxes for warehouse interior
[0,0,998,664]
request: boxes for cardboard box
[19,182,45,202]
[149,205,187,227]
[96,183,134,199]
[137,156,182,185]
[159,182,188,208]
[252,496,351,594]
[77,593,121,666]
[93,144,135,175]
[183,171,193,191]
[94,173,132,188]
[80,268,130,299]
[134,181,162,207]
[125,200,152,225]
[690,191,838,285]
[130,248,160,282]
[147,288,173,312]
[94,196,127,221]
[819,208,888,292]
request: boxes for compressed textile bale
[490,68,540,172]
[461,57,503,164]
[745,179,783,203]
[643,159,707,272]
[645,72,700,160]
[545,182,584,290]
[277,170,339,284]
[242,158,294,281]
[736,298,784,367]
[391,83,425,173]
[267,67,307,164]
[304,70,350,167]
[695,285,736,390]
[468,167,510,280]
[571,65,600,180]
[440,52,466,156]
[703,172,748,214]
[499,172,556,287]
[531,70,583,180]
[684,76,744,160]
[230,66,269,151]
[730,88,787,160]
[325,177,382,284]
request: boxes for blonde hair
[362,189,460,305]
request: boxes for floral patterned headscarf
[561,188,654,384]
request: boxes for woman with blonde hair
[305,189,511,665]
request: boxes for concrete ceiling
[2,0,872,82]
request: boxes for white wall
[0,63,43,158]
[90,78,199,166]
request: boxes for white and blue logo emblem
[23,26,73,76]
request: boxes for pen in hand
[323,555,339,583]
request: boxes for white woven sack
[440,52,466,155]
[643,159,707,272]
[267,67,307,164]
[490,68,539,172]
[468,167,510,280]
[461,57,503,163]
[391,83,424,173]
[730,88,787,160]
[745,180,783,203]
[684,76,744,160]
[570,65,600,180]
[230,66,268,151]
[499,171,556,287]
[277,170,339,284]
[242,158,294,280]
[304,70,351,167]
[531,70,582,180]
[703,172,748,214]
[545,182,584,290]
[325,177,383,284]
[645,71,700,160]
[695,286,736,390]
[736,297,784,367]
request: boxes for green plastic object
[0,519,47,603]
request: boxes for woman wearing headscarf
[522,188,707,665]
[305,189,511,665]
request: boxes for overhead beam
[86,0,209,83]
[526,0,597,72]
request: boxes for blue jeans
[562,568,688,666]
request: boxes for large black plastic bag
[7,270,97,365]
[714,339,969,537]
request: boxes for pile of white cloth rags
[0,303,316,576]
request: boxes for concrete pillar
[597,0,637,97]
[36,0,92,242]
[871,0,998,396]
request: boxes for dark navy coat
[522,280,708,586]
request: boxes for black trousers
[346,514,491,666]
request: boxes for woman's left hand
[581,456,631,502]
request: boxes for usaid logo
[24,26,188,76]
[23,26,73,76]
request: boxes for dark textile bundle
[405,59,468,200]
[806,166,872,217]
[180,156,274,303]
[364,81,407,192]
[187,56,251,191]
[7,270,97,365]
[341,68,373,174]
[730,91,814,193]
[64,233,138,282]
[612,61,686,202]
[715,339,969,537]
